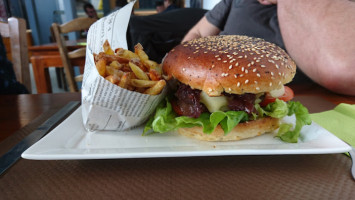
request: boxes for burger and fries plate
[22,37,351,160]
[22,106,351,160]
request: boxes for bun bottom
[177,117,280,141]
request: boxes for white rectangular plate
[22,106,351,160]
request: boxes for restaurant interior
[0,0,218,93]
[0,0,354,199]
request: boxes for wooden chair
[51,17,97,92]
[0,17,31,93]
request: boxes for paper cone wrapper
[81,1,166,131]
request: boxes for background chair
[0,17,31,93]
[52,17,97,92]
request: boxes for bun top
[163,35,296,96]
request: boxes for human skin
[182,0,355,95]
[277,0,355,95]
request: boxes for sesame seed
[256,87,260,90]
[188,57,191,59]
[269,82,272,86]
[217,58,221,60]
[261,65,266,68]
[241,67,245,72]
[183,68,186,71]
[257,73,261,77]
[237,82,240,87]
[245,69,249,74]
[229,65,233,69]
[245,79,249,84]
[275,64,279,69]
[215,55,219,57]
[239,74,244,77]
[228,88,232,92]
[252,68,257,72]
[235,62,239,67]
[271,72,274,76]
[208,88,212,92]
[223,60,227,63]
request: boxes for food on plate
[94,40,166,95]
[144,35,311,142]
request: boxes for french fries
[94,40,165,95]
[144,80,166,95]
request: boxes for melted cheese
[200,91,228,113]
[269,85,285,98]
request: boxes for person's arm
[277,0,355,95]
[182,0,232,42]
[182,16,221,42]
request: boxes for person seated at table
[156,1,165,13]
[0,35,29,94]
[83,2,99,19]
[163,0,180,12]
[111,0,128,13]
[182,0,355,96]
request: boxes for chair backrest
[52,17,97,92]
[0,17,31,93]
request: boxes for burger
[144,35,311,143]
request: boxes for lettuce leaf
[143,99,177,135]
[276,101,312,143]
[220,111,249,134]
[144,98,311,143]
[143,98,248,135]
[255,99,288,118]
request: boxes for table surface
[0,83,354,199]
[28,40,85,53]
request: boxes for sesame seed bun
[178,117,279,141]
[163,35,296,96]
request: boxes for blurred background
[0,0,221,45]
[0,0,221,93]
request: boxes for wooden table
[29,40,85,93]
[0,83,354,199]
